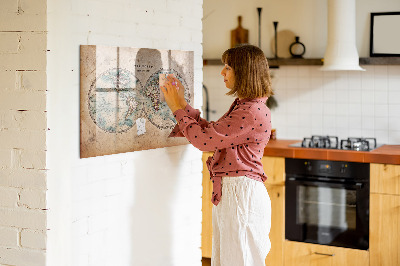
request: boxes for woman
[161,44,273,266]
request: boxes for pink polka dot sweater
[169,97,271,206]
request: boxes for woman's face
[220,64,235,89]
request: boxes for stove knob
[340,164,347,174]
[305,162,312,171]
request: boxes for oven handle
[286,177,364,189]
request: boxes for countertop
[263,139,400,165]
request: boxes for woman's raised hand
[160,74,186,113]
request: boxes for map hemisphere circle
[143,68,191,130]
[88,68,144,133]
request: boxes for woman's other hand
[160,74,186,113]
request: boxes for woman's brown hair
[221,44,273,99]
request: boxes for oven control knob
[340,164,347,174]
[304,161,312,171]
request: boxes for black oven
[285,158,369,250]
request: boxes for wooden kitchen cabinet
[262,156,285,266]
[284,241,369,266]
[370,163,400,266]
[201,154,286,266]
[202,152,213,258]
[370,163,400,195]
[264,184,285,266]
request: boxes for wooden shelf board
[203,57,400,67]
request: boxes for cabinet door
[284,241,369,266]
[370,163,400,195]
[261,156,285,185]
[370,193,400,266]
[202,152,213,258]
[264,185,284,266]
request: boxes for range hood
[320,0,365,71]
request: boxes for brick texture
[0,0,47,264]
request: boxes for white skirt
[212,176,271,266]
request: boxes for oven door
[285,177,369,250]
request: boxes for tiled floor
[202,257,211,266]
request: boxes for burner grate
[340,137,377,151]
[301,135,339,149]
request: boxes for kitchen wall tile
[336,128,349,140]
[361,90,375,103]
[336,103,349,116]
[348,71,362,90]
[311,127,325,136]
[375,104,389,117]
[336,90,349,103]
[286,77,299,89]
[204,65,399,144]
[285,66,298,77]
[298,77,311,89]
[388,75,400,91]
[361,103,375,117]
[374,90,388,104]
[374,117,389,130]
[311,114,324,128]
[361,73,374,91]
[362,129,375,138]
[311,86,323,101]
[388,91,400,104]
[374,65,388,77]
[273,76,286,90]
[310,77,324,90]
[348,103,362,116]
[323,103,336,115]
[374,77,388,91]
[388,104,400,117]
[311,102,324,114]
[298,102,312,114]
[388,117,400,131]
[323,86,336,103]
[298,67,311,78]
[349,128,363,137]
[388,131,400,143]
[336,115,348,129]
[348,90,362,103]
[322,70,335,78]
[387,65,400,76]
[362,116,375,130]
[349,116,362,129]
[310,66,324,77]
[374,130,389,144]
[323,115,336,129]
[335,72,349,90]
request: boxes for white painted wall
[0,0,48,265]
[47,0,203,266]
[203,0,400,145]
[203,0,400,58]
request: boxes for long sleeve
[169,104,211,137]
[172,105,258,152]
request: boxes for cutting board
[231,16,249,48]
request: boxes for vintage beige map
[80,45,194,158]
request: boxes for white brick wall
[47,1,203,266]
[0,0,48,265]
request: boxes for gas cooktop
[289,135,383,151]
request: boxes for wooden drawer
[370,163,400,195]
[284,241,369,266]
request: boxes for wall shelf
[359,57,400,65]
[203,57,400,67]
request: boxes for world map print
[80,45,194,158]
